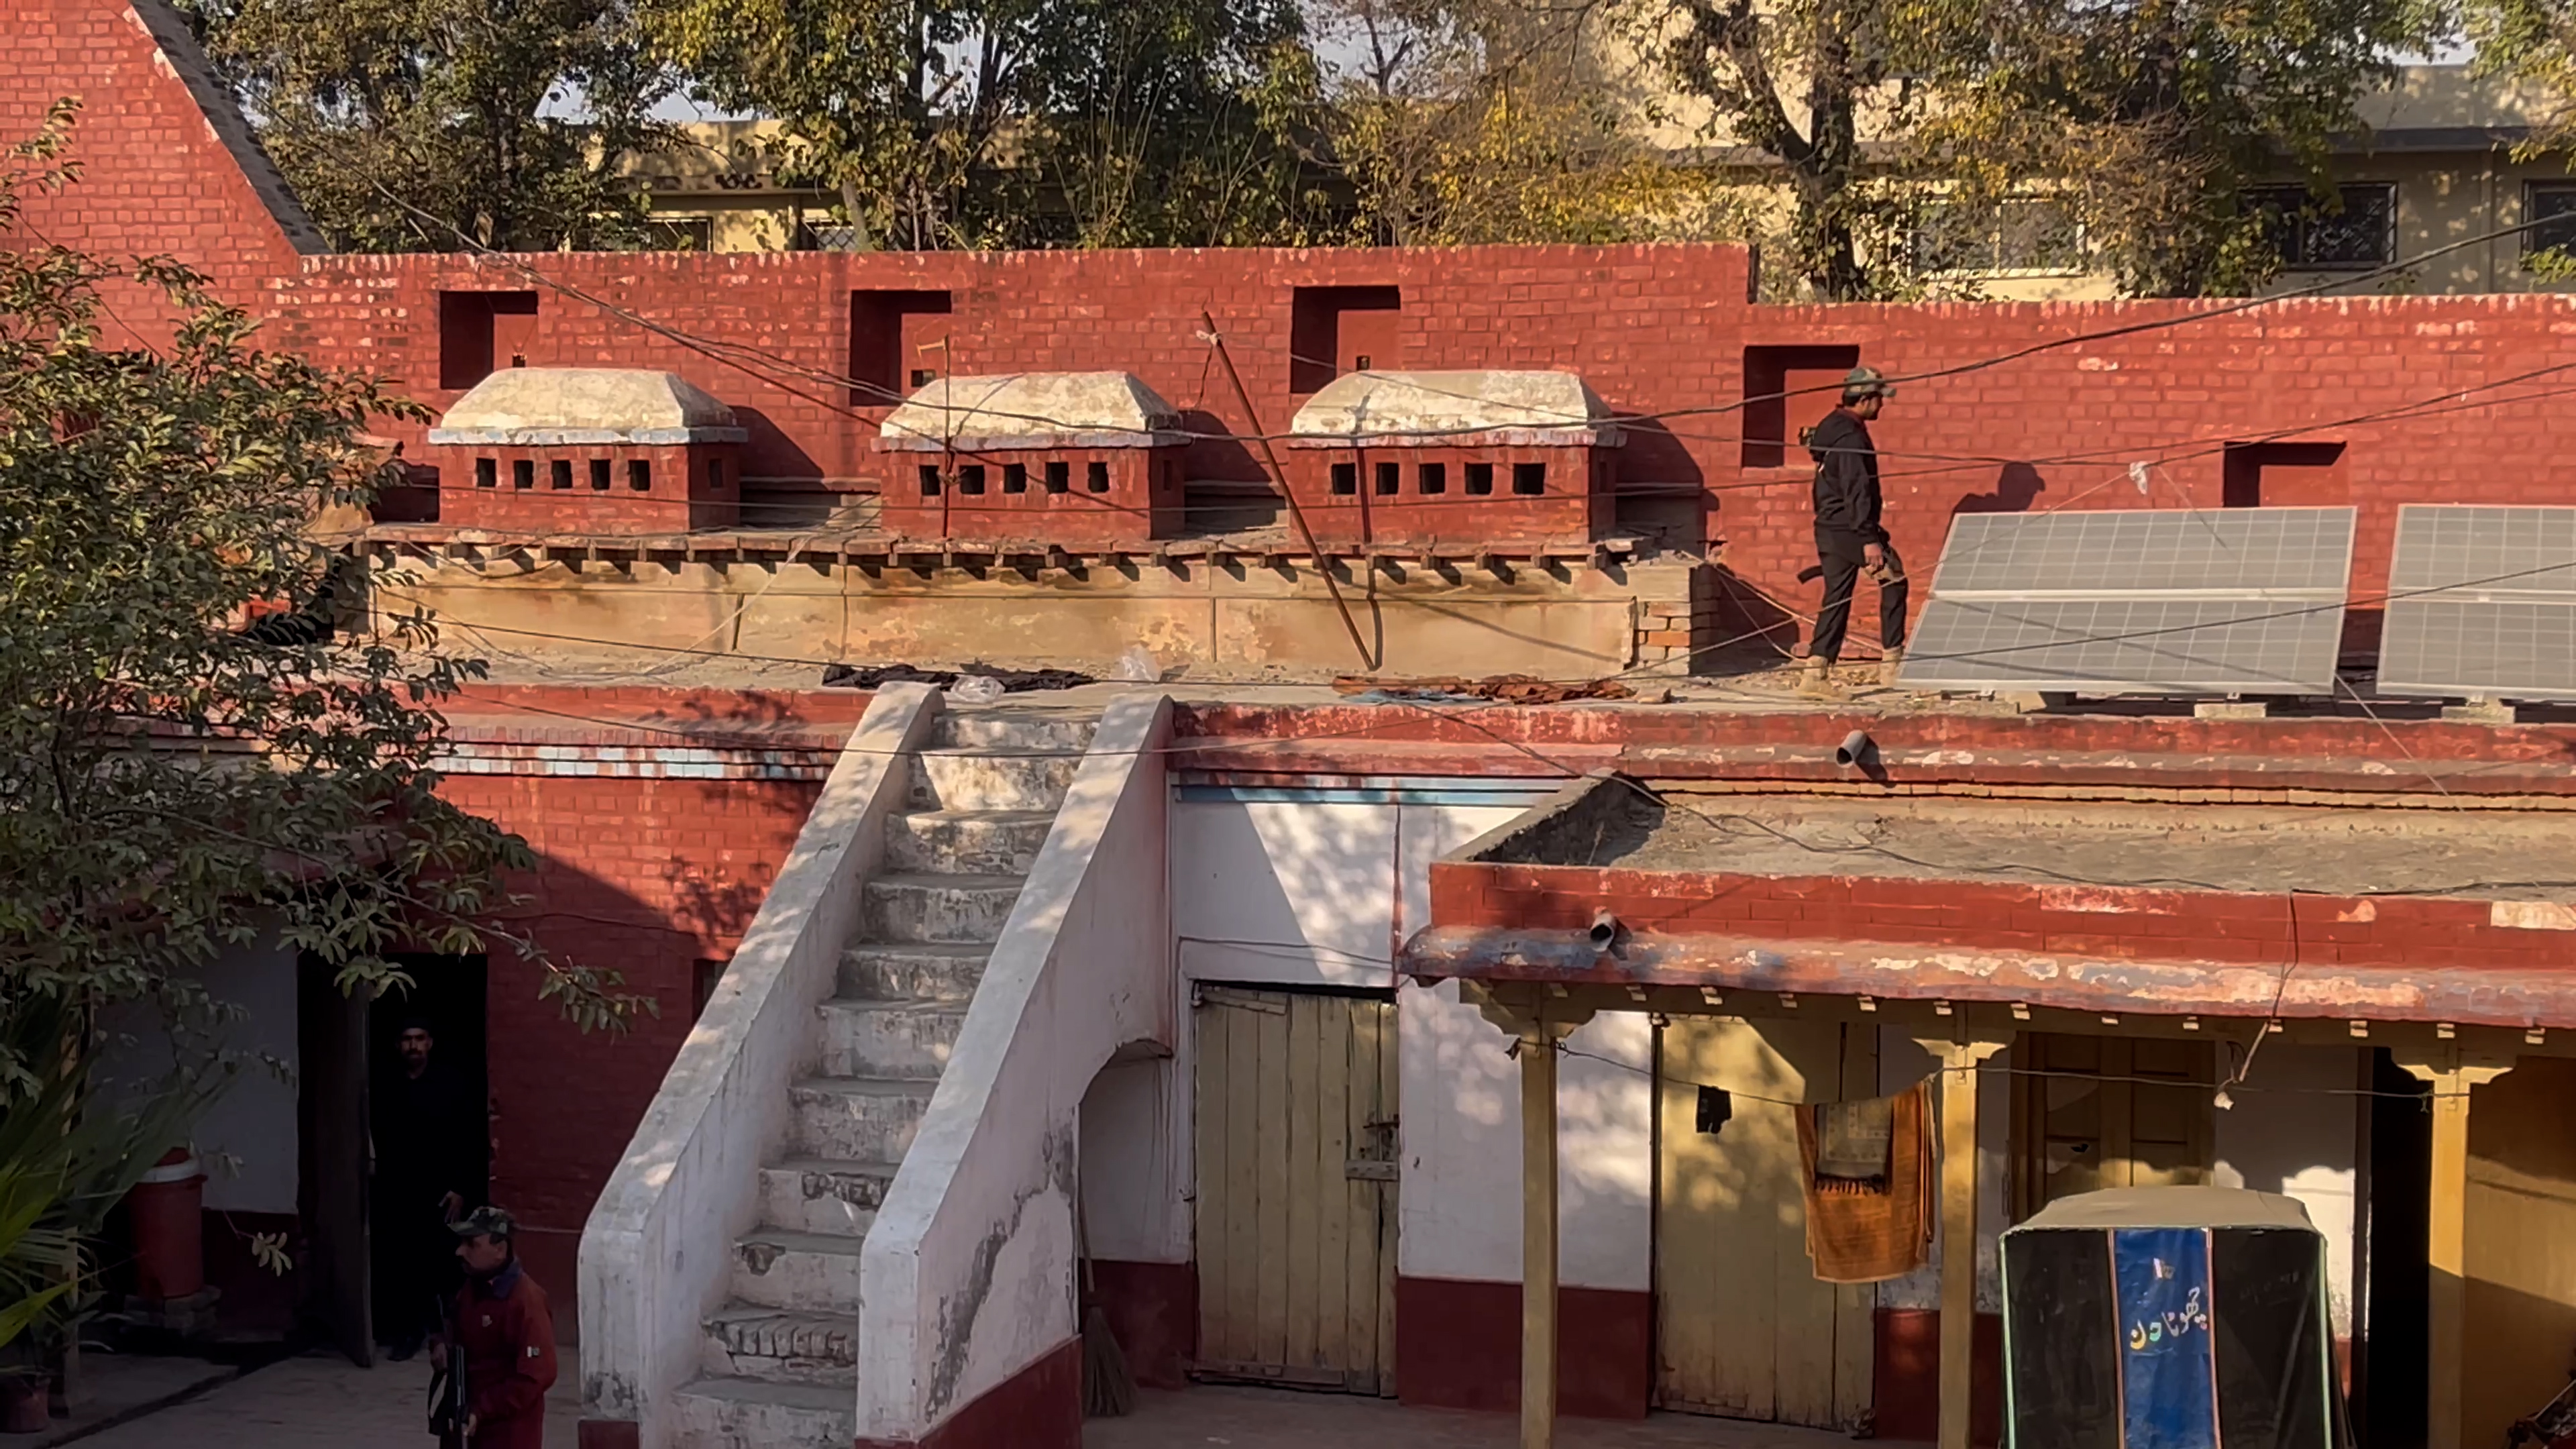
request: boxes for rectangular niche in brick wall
[849,290,955,405]
[1740,344,1860,469]
[2222,441,2347,508]
[438,291,539,390]
[1289,286,1402,394]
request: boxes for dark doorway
[1289,286,1402,394]
[2358,1047,2430,1449]
[363,957,490,1358]
[1741,344,1862,469]
[295,954,373,1364]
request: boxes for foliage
[1900,0,2445,297]
[1323,0,1720,246]
[1638,0,1923,299]
[0,993,223,1360]
[0,105,646,1110]
[643,0,1334,249]
[183,0,678,251]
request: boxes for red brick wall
[434,769,821,1310]
[1281,441,1609,546]
[21,11,2576,604]
[434,440,736,532]
[0,0,309,329]
[875,442,1183,544]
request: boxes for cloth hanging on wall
[1796,1081,1933,1283]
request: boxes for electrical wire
[1554,1042,2461,1107]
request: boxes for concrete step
[729,1228,863,1312]
[789,1076,934,1162]
[861,873,1025,944]
[701,1304,857,1386]
[838,943,989,1003]
[816,997,966,1077]
[884,809,1055,875]
[757,1157,898,1237]
[906,750,1079,812]
[930,711,1097,752]
[672,1375,854,1448]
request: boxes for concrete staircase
[669,707,1095,1446]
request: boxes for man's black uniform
[372,1024,483,1358]
[1805,404,1908,665]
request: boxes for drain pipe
[1835,730,1876,769]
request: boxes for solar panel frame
[2377,504,2576,700]
[1893,506,2357,696]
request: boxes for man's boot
[1877,646,1906,688]
[1798,655,1836,696]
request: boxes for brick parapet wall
[1427,858,2576,975]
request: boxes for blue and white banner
[2112,1227,2218,1449]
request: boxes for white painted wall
[579,684,941,1445]
[858,694,1175,1442]
[195,938,301,1216]
[1396,979,1654,1291]
[91,935,303,1218]
[1079,1055,1187,1265]
[2214,1043,2361,1337]
[1171,800,1401,987]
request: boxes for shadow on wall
[1951,462,2048,517]
[1612,418,1710,553]
[1170,798,1401,988]
[2464,1057,2576,1449]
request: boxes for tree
[1322,0,1716,246]
[0,105,643,1110]
[183,0,677,252]
[1641,0,1923,298]
[642,0,1333,249]
[1907,0,2445,297]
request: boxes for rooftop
[427,368,744,444]
[877,372,1183,451]
[1287,371,1621,446]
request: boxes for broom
[1078,1201,1137,1417]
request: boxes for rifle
[427,1291,470,1448]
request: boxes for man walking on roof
[1801,366,1909,694]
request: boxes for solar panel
[2377,504,2576,700]
[1894,507,2355,694]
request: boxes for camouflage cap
[1843,365,1896,400]
[448,1205,516,1240]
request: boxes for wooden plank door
[1193,986,1399,1394]
[2010,1034,2215,1219]
[1656,1017,1874,1430]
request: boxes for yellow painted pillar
[1916,1035,2010,1449]
[1521,1024,1559,1449]
[2396,1049,2514,1449]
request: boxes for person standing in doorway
[373,1017,481,1360]
[1801,366,1911,694]
[431,1208,557,1449]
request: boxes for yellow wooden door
[1656,1018,1876,1429]
[2011,1034,2215,1218]
[1192,987,1399,1393]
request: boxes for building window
[704,457,726,492]
[1330,462,1357,496]
[1914,199,2084,276]
[2247,183,2396,270]
[919,464,942,497]
[1044,461,1069,494]
[474,458,497,489]
[1512,462,1546,496]
[1003,463,1028,494]
[1419,462,1446,495]
[1374,462,1400,496]
[629,459,652,492]
[590,458,611,490]
[512,459,535,490]
[550,458,574,490]
[2524,181,2576,264]
[1086,461,1110,493]
[958,464,986,496]
[1465,463,1494,496]
[643,217,716,252]
[1288,286,1403,394]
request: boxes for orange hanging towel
[1795,1081,1934,1283]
